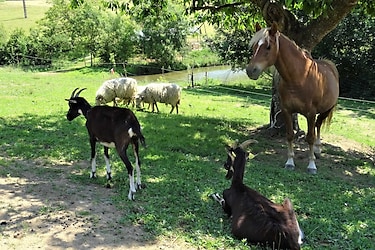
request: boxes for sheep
[66,88,146,200]
[95,77,138,107]
[135,83,181,114]
[212,139,304,249]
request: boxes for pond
[132,65,251,86]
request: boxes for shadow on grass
[0,109,374,249]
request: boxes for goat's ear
[225,146,236,158]
[66,99,77,104]
[283,198,293,210]
[245,151,250,158]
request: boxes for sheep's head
[224,139,257,179]
[65,88,87,121]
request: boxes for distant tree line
[0,0,190,71]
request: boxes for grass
[0,66,374,249]
[0,0,51,36]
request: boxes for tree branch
[301,0,358,50]
[190,1,246,12]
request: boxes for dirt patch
[0,159,190,250]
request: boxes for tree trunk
[268,70,301,136]
[22,0,27,18]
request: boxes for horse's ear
[255,22,262,32]
[269,22,279,36]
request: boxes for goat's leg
[117,146,136,200]
[103,146,112,180]
[90,139,97,178]
[211,192,232,216]
[132,140,143,190]
[211,193,225,206]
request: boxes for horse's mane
[250,27,339,81]
[250,28,313,60]
[249,28,271,48]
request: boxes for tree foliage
[0,0,190,69]
[188,0,375,101]
[313,8,375,100]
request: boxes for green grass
[0,66,374,249]
[0,0,50,36]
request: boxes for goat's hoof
[90,172,97,179]
[128,193,135,201]
[285,164,295,170]
[307,168,317,175]
[105,183,112,189]
[137,183,146,190]
[210,193,221,200]
[107,173,112,181]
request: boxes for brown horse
[246,23,339,174]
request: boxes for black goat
[65,88,146,200]
[212,139,304,249]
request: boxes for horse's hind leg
[314,116,323,158]
[314,108,333,158]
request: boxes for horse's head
[246,22,280,80]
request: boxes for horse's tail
[321,105,336,128]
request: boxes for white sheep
[95,77,138,107]
[136,83,181,114]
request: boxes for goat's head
[65,88,87,121]
[224,139,257,179]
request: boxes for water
[132,65,250,85]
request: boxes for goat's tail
[130,125,146,148]
[138,133,146,148]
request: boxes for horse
[246,22,339,174]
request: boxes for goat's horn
[74,88,87,97]
[239,139,258,149]
[70,88,80,98]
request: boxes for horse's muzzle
[246,65,261,80]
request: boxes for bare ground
[0,131,373,250]
[0,159,192,250]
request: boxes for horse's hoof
[307,168,317,174]
[285,164,295,170]
[106,173,112,180]
[314,152,321,159]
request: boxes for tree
[185,0,375,133]
[131,1,190,68]
[313,8,375,100]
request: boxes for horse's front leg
[284,112,295,170]
[306,115,317,174]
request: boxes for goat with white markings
[66,88,146,200]
[212,139,304,249]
